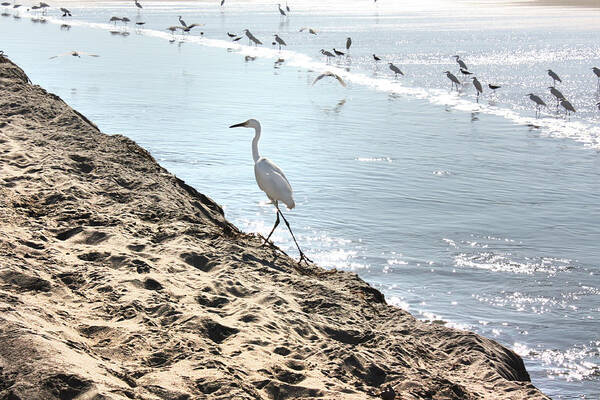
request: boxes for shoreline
[0,55,550,399]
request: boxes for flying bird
[228,119,311,265]
[49,51,99,59]
[388,63,404,77]
[312,71,347,87]
[547,69,561,85]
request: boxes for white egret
[547,69,561,85]
[229,119,311,265]
[312,71,347,87]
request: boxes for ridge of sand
[0,55,549,400]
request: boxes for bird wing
[187,23,204,28]
[79,52,100,57]
[255,158,294,209]
[49,51,73,59]
[333,73,347,87]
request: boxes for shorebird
[453,55,468,71]
[527,93,547,116]
[286,1,290,11]
[134,0,142,9]
[596,102,600,111]
[227,32,236,37]
[49,51,99,59]
[321,49,335,61]
[299,27,317,34]
[278,3,286,16]
[60,7,70,16]
[313,71,346,87]
[488,84,501,91]
[229,119,311,265]
[547,69,561,85]
[274,34,286,50]
[560,99,575,116]
[373,54,381,62]
[221,0,225,6]
[109,16,122,24]
[244,29,262,45]
[388,63,404,77]
[548,86,565,107]
[333,48,345,56]
[593,67,600,90]
[346,37,352,51]
[178,15,187,27]
[39,1,49,14]
[444,71,461,90]
[472,76,483,101]
[459,68,473,77]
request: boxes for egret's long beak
[229,122,247,128]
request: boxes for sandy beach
[0,54,553,399]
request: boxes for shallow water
[1,0,599,397]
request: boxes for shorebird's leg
[276,205,312,265]
[262,209,280,245]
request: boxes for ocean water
[1,0,599,397]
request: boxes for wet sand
[0,55,550,399]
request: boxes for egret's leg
[276,206,312,265]
[263,211,280,245]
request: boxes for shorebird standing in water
[346,37,352,51]
[472,77,483,101]
[527,93,547,117]
[134,0,142,10]
[274,34,286,50]
[278,3,286,16]
[547,69,561,86]
[444,71,461,91]
[593,67,600,91]
[229,119,311,265]
[321,49,335,62]
[560,99,575,117]
[388,63,403,77]
[244,29,262,46]
[548,86,565,107]
[453,55,468,71]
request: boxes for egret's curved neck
[251,124,261,163]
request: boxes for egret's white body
[229,119,309,264]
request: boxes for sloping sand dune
[0,55,549,399]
